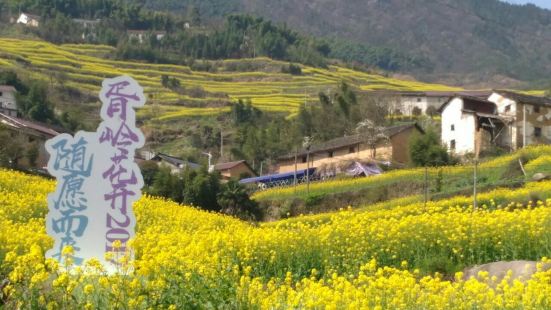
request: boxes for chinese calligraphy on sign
[45,76,145,268]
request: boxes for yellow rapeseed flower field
[2,154,551,308]
[0,37,462,119]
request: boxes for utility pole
[202,152,213,172]
[294,145,298,194]
[473,160,478,210]
[523,103,527,148]
[303,136,313,195]
[424,167,428,209]
[220,129,224,161]
[306,150,310,195]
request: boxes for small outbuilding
[214,160,257,180]
[16,13,41,27]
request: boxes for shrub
[409,129,451,167]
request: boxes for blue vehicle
[239,168,317,190]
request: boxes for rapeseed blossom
[1,152,551,309]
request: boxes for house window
[505,105,511,112]
[328,151,334,158]
[535,127,542,138]
[451,124,455,131]
[349,146,355,153]
[450,140,456,150]
[534,106,541,113]
[301,156,307,163]
[0,92,3,97]
[417,98,422,102]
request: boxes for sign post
[45,76,145,269]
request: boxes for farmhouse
[488,91,551,150]
[73,18,101,40]
[440,91,551,156]
[151,153,200,174]
[0,85,17,117]
[277,123,423,173]
[0,113,60,168]
[127,30,167,43]
[440,95,511,156]
[214,160,257,180]
[16,13,40,27]
[366,90,491,116]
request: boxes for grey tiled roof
[279,123,422,159]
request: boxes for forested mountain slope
[146,0,551,85]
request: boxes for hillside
[146,0,551,87]
[2,153,551,307]
[0,37,460,119]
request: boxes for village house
[150,153,200,174]
[0,112,60,168]
[366,90,491,116]
[440,91,551,156]
[277,123,424,174]
[487,91,551,150]
[439,95,510,156]
[16,13,40,27]
[214,160,257,181]
[73,18,101,40]
[0,85,17,117]
[127,30,167,44]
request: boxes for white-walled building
[16,13,40,27]
[488,91,551,150]
[366,90,492,116]
[398,91,453,115]
[0,86,18,117]
[127,30,166,43]
[440,91,551,157]
[439,96,510,156]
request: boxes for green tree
[139,160,160,188]
[409,129,450,167]
[0,71,28,95]
[21,82,56,124]
[183,167,221,211]
[0,128,24,168]
[150,167,176,198]
[217,180,260,220]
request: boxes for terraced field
[0,37,463,119]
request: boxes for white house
[439,95,511,156]
[16,13,40,27]
[73,18,101,40]
[488,90,551,149]
[0,86,18,117]
[127,30,166,44]
[398,91,453,115]
[366,90,491,116]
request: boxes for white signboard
[45,76,145,267]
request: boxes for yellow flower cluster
[1,166,551,308]
[240,259,551,309]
